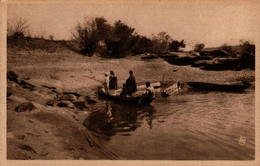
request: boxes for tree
[105,20,135,57]
[7,17,30,39]
[169,40,185,52]
[194,43,205,52]
[71,17,112,55]
[113,20,135,40]
[72,17,188,57]
[72,17,138,57]
[131,35,153,54]
[157,32,172,43]
[147,32,173,54]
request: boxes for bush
[194,43,205,52]
[131,35,153,54]
[105,20,135,58]
[169,40,185,52]
[7,17,30,39]
[72,17,185,57]
[71,17,112,56]
[72,17,136,57]
[148,32,171,54]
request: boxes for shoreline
[7,47,255,160]
[7,78,119,160]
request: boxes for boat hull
[187,81,251,92]
[98,87,154,105]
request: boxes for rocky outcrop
[7,71,99,112]
[162,54,211,66]
[7,71,19,83]
[200,58,241,71]
[191,59,214,67]
[7,87,13,97]
[160,51,254,71]
[63,92,81,97]
[57,101,74,108]
[45,100,56,106]
[58,93,78,102]
[15,102,35,112]
[73,101,89,110]
[7,71,35,91]
[7,71,115,160]
[19,80,35,91]
[85,96,97,104]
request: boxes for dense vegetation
[71,17,186,57]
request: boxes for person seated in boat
[125,70,137,96]
[103,72,110,94]
[120,83,127,97]
[109,70,118,96]
[143,82,155,98]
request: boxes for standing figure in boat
[103,72,110,93]
[109,70,118,96]
[144,82,155,98]
[126,70,137,96]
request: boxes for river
[85,89,255,160]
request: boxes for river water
[86,89,255,160]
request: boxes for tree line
[71,17,186,57]
[7,16,255,62]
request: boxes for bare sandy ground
[8,49,254,91]
[7,48,255,159]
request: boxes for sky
[7,0,258,49]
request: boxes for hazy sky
[7,0,257,48]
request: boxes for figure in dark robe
[126,70,137,96]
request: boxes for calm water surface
[86,90,255,160]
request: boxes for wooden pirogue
[98,87,155,105]
[97,82,160,105]
[187,81,251,92]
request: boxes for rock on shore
[7,71,117,160]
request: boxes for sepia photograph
[1,0,259,164]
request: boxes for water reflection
[84,101,156,137]
[84,90,255,159]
